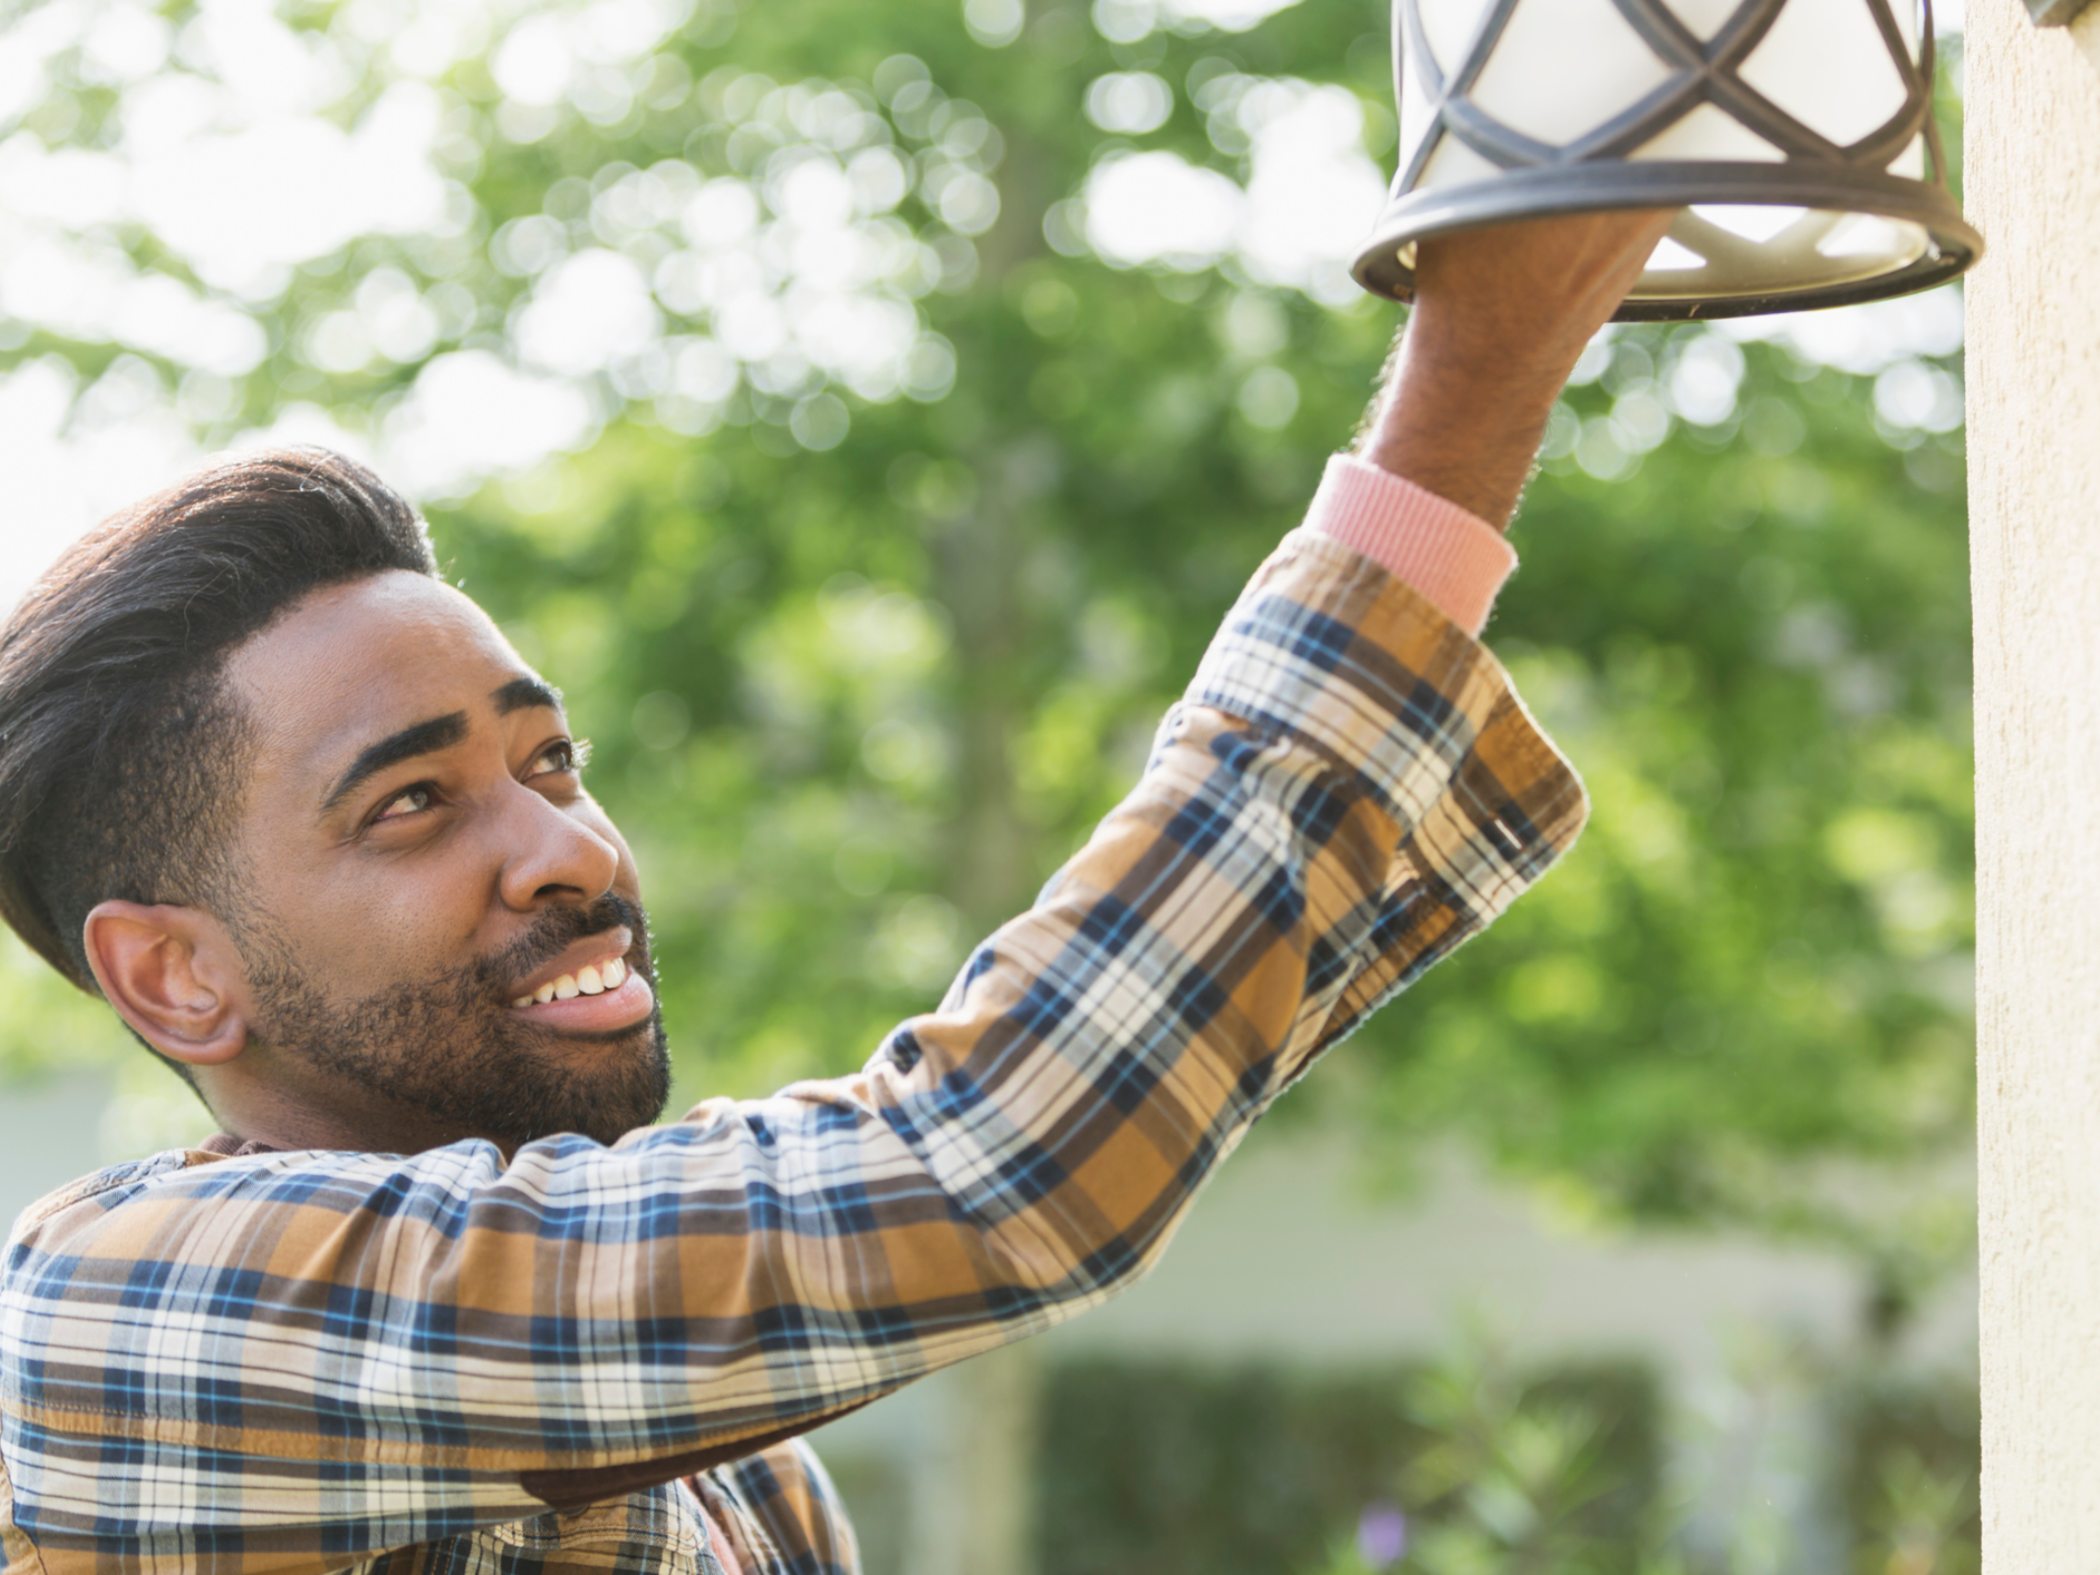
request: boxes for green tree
[1,0,1972,1318]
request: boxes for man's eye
[532,738,590,777]
[372,784,438,824]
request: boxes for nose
[493,779,622,914]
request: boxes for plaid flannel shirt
[0,514,1590,1573]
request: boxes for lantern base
[1353,161,1983,322]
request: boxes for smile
[510,952,630,1007]
[503,931,655,1033]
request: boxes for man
[0,206,1673,1573]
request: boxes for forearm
[1352,314,1569,533]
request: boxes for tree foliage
[0,0,1973,1306]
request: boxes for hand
[1407,207,1681,378]
[1355,207,1679,531]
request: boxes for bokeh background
[0,0,1978,1570]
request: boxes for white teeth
[519,956,627,1007]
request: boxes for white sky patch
[0,43,453,312]
[773,155,857,231]
[513,248,665,376]
[682,177,764,250]
[381,351,600,500]
[1091,0,1303,41]
[488,0,693,102]
[0,1,95,125]
[0,343,595,619]
[490,14,574,105]
[235,401,373,463]
[380,0,498,79]
[1236,82,1386,303]
[1719,281,1965,376]
[1158,0,1303,31]
[341,0,696,82]
[572,0,695,61]
[129,83,452,298]
[183,0,357,113]
[1083,152,1243,269]
[0,231,270,375]
[0,139,128,229]
[80,7,175,83]
[0,361,200,619]
[1081,79,1383,301]
[788,289,921,401]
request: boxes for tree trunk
[896,489,1043,1575]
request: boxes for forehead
[225,570,537,772]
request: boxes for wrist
[1355,319,1571,530]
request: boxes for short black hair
[0,447,438,1033]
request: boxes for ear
[82,900,250,1069]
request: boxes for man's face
[215,568,669,1152]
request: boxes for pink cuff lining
[1306,453,1518,638]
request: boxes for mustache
[473,893,652,999]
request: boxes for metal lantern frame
[1352,0,1985,320]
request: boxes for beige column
[1964,3,2100,1568]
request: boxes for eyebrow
[493,676,563,716]
[319,677,566,816]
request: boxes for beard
[237,891,671,1152]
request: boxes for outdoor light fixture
[1353,0,1984,320]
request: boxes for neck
[199,1056,501,1160]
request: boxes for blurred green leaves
[0,0,1973,1306]
[1286,1327,1979,1575]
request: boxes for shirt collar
[197,1131,286,1158]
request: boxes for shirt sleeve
[1305,452,1519,638]
[0,519,1590,1561]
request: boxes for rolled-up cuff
[1305,453,1518,639]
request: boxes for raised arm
[0,213,1667,1566]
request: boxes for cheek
[279,846,491,986]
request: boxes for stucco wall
[1963,2,2100,1568]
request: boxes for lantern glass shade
[1355,0,1983,320]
